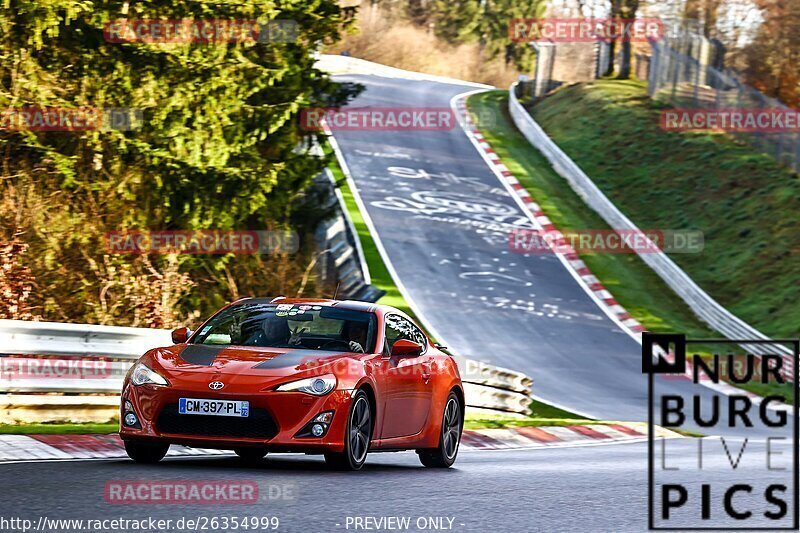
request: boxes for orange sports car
[120,297,464,470]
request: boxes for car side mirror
[391,339,423,357]
[171,327,191,344]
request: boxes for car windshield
[191,302,377,353]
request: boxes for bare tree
[605,0,640,78]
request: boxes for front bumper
[119,381,353,453]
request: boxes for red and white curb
[460,422,679,451]
[453,95,647,339]
[0,424,677,462]
[0,434,228,462]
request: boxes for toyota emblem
[208,381,224,390]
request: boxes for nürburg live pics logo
[643,333,799,530]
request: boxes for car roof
[231,296,396,316]
[226,297,429,343]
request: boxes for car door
[377,314,434,440]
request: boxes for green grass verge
[527,398,587,419]
[0,422,118,435]
[466,88,793,402]
[465,399,593,429]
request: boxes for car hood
[152,344,355,378]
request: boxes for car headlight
[130,363,169,387]
[276,375,336,395]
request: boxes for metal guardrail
[454,356,533,415]
[0,320,534,417]
[507,85,794,371]
[462,383,532,415]
[0,319,170,359]
[453,357,533,394]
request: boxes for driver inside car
[256,315,299,348]
[343,322,368,353]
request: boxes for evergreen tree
[0,0,360,324]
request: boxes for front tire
[325,390,372,471]
[418,392,462,468]
[124,440,169,464]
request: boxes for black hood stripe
[179,345,344,369]
[253,349,343,369]
[179,344,226,366]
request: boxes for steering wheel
[319,339,351,351]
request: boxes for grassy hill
[527,80,800,339]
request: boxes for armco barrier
[507,84,793,368]
[0,320,534,422]
[0,319,170,359]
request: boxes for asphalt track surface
[328,73,790,439]
[0,441,792,532]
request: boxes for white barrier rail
[0,320,534,417]
[507,84,794,369]
[0,319,171,359]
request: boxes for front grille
[156,403,278,440]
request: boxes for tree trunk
[604,40,616,76]
[618,39,631,78]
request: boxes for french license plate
[178,398,249,417]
